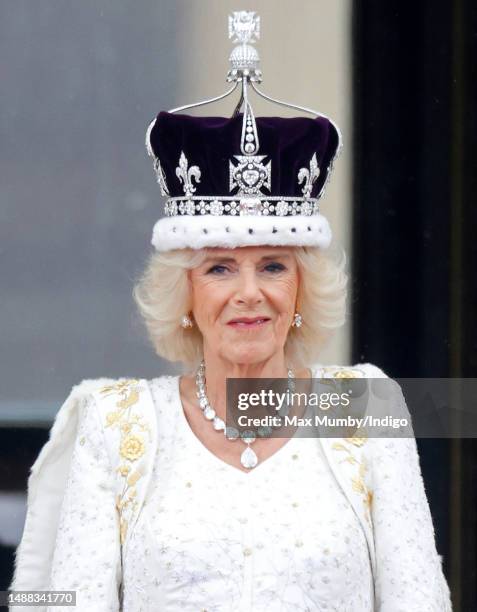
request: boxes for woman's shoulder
[66,376,128,403]
[57,377,150,431]
[62,375,178,424]
[47,377,119,432]
[69,376,165,400]
[311,361,389,378]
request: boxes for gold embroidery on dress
[325,367,373,524]
[344,435,367,447]
[100,378,150,545]
[319,366,366,379]
[100,379,140,395]
[332,443,373,524]
[364,489,373,512]
[333,369,363,378]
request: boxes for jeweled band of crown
[164,196,319,217]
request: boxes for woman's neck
[190,350,310,420]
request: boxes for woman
[10,26,452,612]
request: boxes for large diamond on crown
[229,155,271,196]
[239,197,263,216]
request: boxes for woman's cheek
[274,312,292,334]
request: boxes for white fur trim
[151,213,332,251]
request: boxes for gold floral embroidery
[342,454,359,466]
[118,465,130,477]
[127,470,142,486]
[331,442,348,452]
[117,387,140,410]
[352,462,367,493]
[100,378,150,545]
[325,367,373,524]
[344,435,367,447]
[318,366,367,412]
[332,439,373,523]
[320,366,366,379]
[120,434,145,461]
[100,379,140,395]
[333,369,363,378]
[365,489,373,511]
[350,454,373,523]
[106,412,120,427]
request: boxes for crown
[145,11,342,252]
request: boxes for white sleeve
[369,384,452,611]
[46,393,122,612]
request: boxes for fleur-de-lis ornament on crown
[176,151,201,197]
[298,153,321,198]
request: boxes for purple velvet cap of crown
[148,111,340,199]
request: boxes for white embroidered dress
[10,366,452,612]
[122,376,374,611]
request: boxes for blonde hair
[133,246,348,370]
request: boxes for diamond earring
[181,314,194,329]
[292,312,303,328]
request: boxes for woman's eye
[206,264,228,274]
[263,262,286,273]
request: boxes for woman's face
[189,246,299,365]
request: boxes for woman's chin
[220,342,276,365]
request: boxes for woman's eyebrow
[203,253,292,265]
[260,254,292,261]
[203,256,237,264]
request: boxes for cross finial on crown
[228,11,260,44]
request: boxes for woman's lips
[227,317,271,328]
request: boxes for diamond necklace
[195,359,295,469]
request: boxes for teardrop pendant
[240,445,258,469]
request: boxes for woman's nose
[234,269,264,305]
